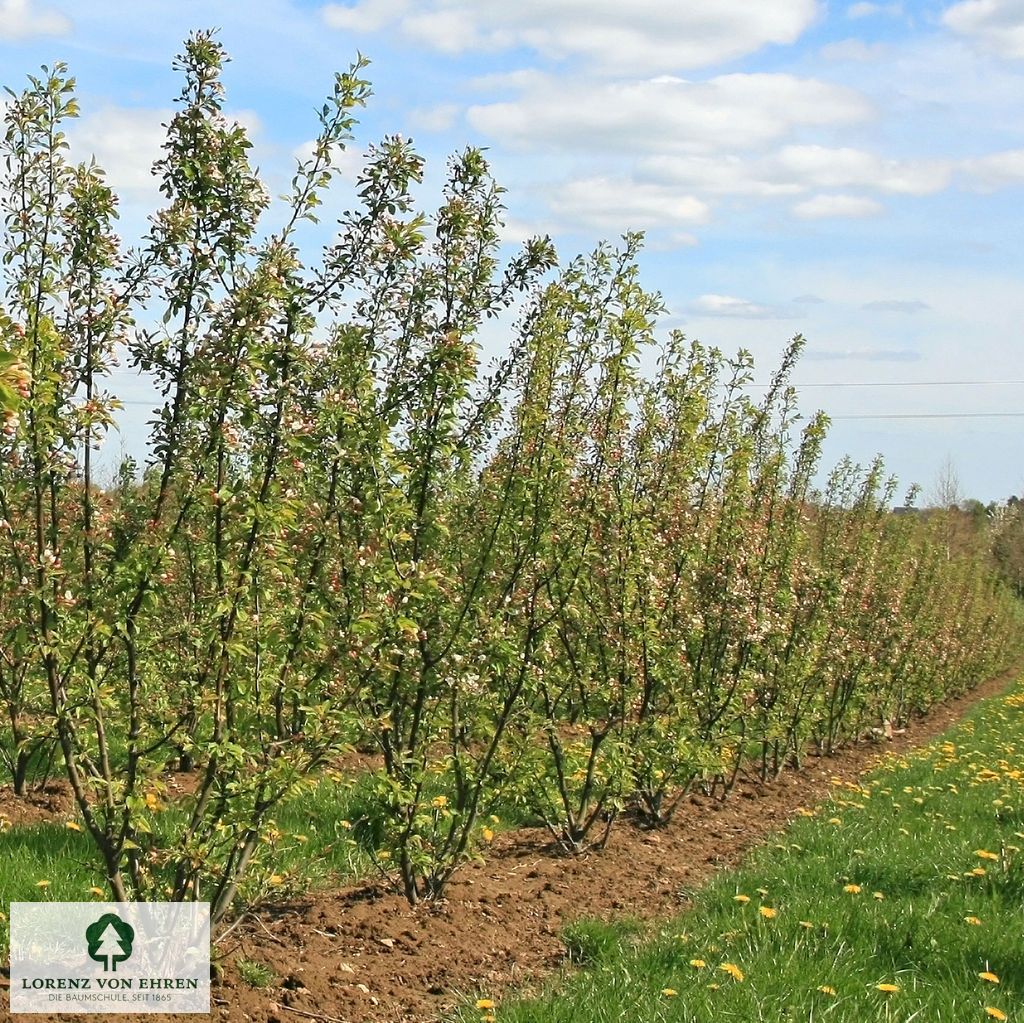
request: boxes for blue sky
[2,0,1023,503]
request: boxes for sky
[1,0,1023,504]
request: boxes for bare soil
[2,668,1017,1023]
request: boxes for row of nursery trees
[1,34,1021,925]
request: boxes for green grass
[452,677,1024,1023]
[0,768,380,959]
[5,678,1024,1023]
[236,957,277,988]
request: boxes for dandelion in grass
[976,850,999,860]
[818,985,837,996]
[733,894,750,903]
[966,916,982,925]
[972,868,987,876]
[65,821,81,831]
[829,817,842,825]
[708,983,720,990]
[476,998,495,1009]
[759,907,776,919]
[36,880,50,888]
[431,795,448,809]
[985,1008,1007,1020]
[874,891,884,900]
[980,972,1000,984]
[800,921,814,929]
[720,963,744,981]
[876,983,900,993]
[662,989,677,997]
[690,959,707,968]
[844,884,861,893]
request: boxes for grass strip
[456,677,1024,1023]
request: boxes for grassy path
[455,676,1024,1023]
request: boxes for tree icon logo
[86,914,135,972]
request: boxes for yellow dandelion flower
[800,921,814,929]
[985,1008,1007,1020]
[818,985,837,995]
[431,795,448,808]
[708,983,720,990]
[65,821,82,831]
[874,892,884,900]
[976,849,999,860]
[690,959,707,968]
[377,850,391,860]
[720,963,744,981]
[876,983,900,993]
[760,907,776,919]
[269,874,283,885]
[482,828,494,841]
[966,916,982,925]
[844,884,862,893]
[980,972,1000,984]
[828,817,842,825]
[972,868,988,876]
[662,989,677,997]
[36,880,50,888]
[89,886,104,897]
[476,998,495,1009]
[733,894,750,903]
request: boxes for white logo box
[10,902,210,1014]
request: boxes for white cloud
[547,176,710,235]
[467,73,872,156]
[961,148,1024,189]
[292,139,366,179]
[804,346,920,360]
[640,146,950,199]
[847,2,902,17]
[408,103,461,133]
[639,153,804,197]
[775,145,950,195]
[321,0,820,72]
[0,0,70,39]
[68,106,265,200]
[689,294,794,318]
[943,0,1024,59]
[68,107,169,197]
[821,37,891,60]
[322,0,410,34]
[861,299,930,312]
[791,194,884,218]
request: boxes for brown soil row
[2,666,1018,1023]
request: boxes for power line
[751,380,1024,389]
[830,412,1024,420]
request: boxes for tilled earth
[2,668,1016,1023]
